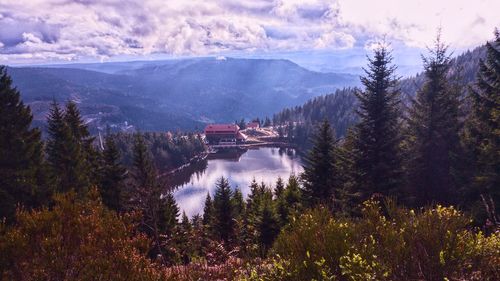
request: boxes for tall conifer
[301,119,338,206]
[46,101,88,194]
[212,177,235,245]
[407,34,461,205]
[464,30,500,224]
[353,45,403,200]
[0,66,46,221]
[99,134,126,211]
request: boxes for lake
[172,147,303,217]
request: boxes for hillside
[273,45,487,146]
[7,57,359,132]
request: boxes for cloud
[0,0,498,64]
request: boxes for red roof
[204,124,240,134]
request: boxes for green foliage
[273,88,359,148]
[406,34,462,206]
[46,100,98,196]
[113,131,206,172]
[271,199,500,281]
[159,192,179,237]
[0,66,47,222]
[463,30,500,225]
[352,45,404,201]
[213,177,236,245]
[99,133,126,211]
[301,119,339,207]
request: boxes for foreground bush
[0,189,165,281]
[268,199,500,281]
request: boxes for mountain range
[7,57,360,133]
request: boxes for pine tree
[212,177,235,245]
[464,30,500,224]
[201,192,215,253]
[407,34,461,206]
[203,193,214,227]
[159,192,179,236]
[232,188,245,218]
[99,134,126,211]
[336,128,360,214]
[178,211,193,264]
[301,119,338,207]
[263,117,272,127]
[258,198,279,256]
[353,45,403,200]
[274,176,285,199]
[0,66,46,221]
[46,101,88,194]
[128,133,166,263]
[64,101,98,186]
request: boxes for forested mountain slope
[7,57,359,132]
[274,45,487,145]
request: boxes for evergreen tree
[99,134,126,211]
[407,34,461,206]
[232,188,245,218]
[128,133,166,263]
[301,119,338,207]
[159,192,179,237]
[0,66,46,221]
[464,30,500,224]
[63,101,98,186]
[336,128,360,214]
[202,193,214,227]
[263,117,272,127]
[353,45,403,200]
[274,176,285,199]
[238,119,246,130]
[178,211,193,264]
[257,198,279,256]
[46,101,88,194]
[201,192,215,253]
[212,177,235,245]
[246,178,264,219]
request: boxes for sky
[0,0,498,72]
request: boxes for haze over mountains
[8,57,359,132]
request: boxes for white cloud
[0,0,498,64]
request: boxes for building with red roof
[204,124,246,144]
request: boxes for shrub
[269,199,500,281]
[0,189,165,281]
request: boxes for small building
[247,122,260,130]
[204,124,246,145]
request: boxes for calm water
[173,147,303,217]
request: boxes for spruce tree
[129,133,166,263]
[159,192,179,237]
[0,66,46,221]
[301,119,338,206]
[258,198,279,256]
[64,101,98,186]
[232,188,245,218]
[202,193,214,227]
[46,101,88,194]
[464,30,500,224]
[274,176,285,199]
[407,34,461,206]
[99,134,126,211]
[353,45,403,200]
[336,128,359,214]
[212,177,235,245]
[178,211,193,264]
